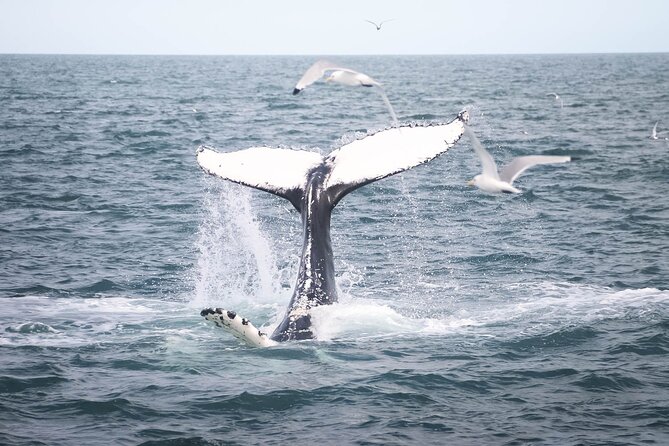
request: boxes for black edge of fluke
[457,110,470,123]
[292,88,301,95]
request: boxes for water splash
[192,182,289,311]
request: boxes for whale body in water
[197,111,469,344]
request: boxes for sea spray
[193,181,286,311]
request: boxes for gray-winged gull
[465,126,571,194]
[293,59,399,127]
[364,19,394,31]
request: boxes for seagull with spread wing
[465,126,571,194]
[365,19,394,31]
[547,92,564,109]
[292,59,399,127]
[650,121,663,140]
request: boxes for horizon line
[1,50,668,57]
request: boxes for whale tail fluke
[196,146,323,211]
[196,111,469,345]
[196,111,468,209]
[324,111,468,205]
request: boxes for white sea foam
[1,282,666,349]
[309,283,669,342]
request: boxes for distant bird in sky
[547,92,564,108]
[364,19,394,31]
[292,59,399,127]
[465,126,571,194]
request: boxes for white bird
[650,121,659,140]
[292,59,399,127]
[547,92,563,108]
[465,126,571,194]
[293,59,379,94]
[365,19,394,31]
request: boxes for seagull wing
[364,19,380,27]
[324,112,468,205]
[293,59,347,94]
[196,145,324,210]
[464,126,499,180]
[498,155,571,185]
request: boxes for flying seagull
[293,59,379,94]
[546,92,564,108]
[365,19,394,31]
[465,126,570,194]
[292,59,399,127]
[650,121,660,140]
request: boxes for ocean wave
[4,322,58,334]
[499,325,601,351]
[0,375,68,393]
[74,279,123,294]
[571,372,645,392]
[137,437,225,446]
[45,397,162,418]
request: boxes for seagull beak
[466,179,475,186]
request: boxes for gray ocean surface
[1,54,668,445]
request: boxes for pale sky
[1,0,667,55]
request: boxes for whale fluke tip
[292,88,302,95]
[458,110,470,123]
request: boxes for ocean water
[1,53,668,445]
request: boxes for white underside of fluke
[195,113,468,200]
[196,146,322,195]
[201,308,277,347]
